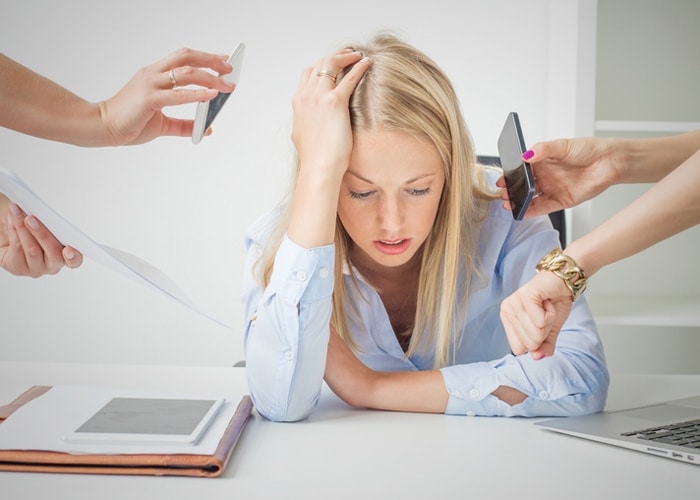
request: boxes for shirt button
[469,389,480,399]
[538,390,549,399]
[293,271,307,282]
[318,267,329,279]
[466,411,476,417]
[284,350,294,361]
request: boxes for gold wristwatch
[536,248,588,302]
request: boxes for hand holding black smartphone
[497,112,535,220]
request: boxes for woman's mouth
[373,238,411,255]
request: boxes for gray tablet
[63,396,224,446]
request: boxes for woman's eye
[349,190,374,200]
[408,187,431,196]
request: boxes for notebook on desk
[536,395,700,465]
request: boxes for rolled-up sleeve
[439,204,609,417]
[242,234,335,422]
[440,298,609,417]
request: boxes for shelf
[587,294,700,328]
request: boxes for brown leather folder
[0,385,254,477]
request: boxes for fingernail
[522,149,535,160]
[9,203,21,217]
[25,215,39,230]
[64,248,75,260]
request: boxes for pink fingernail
[522,149,535,160]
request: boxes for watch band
[536,248,588,302]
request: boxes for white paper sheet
[0,168,230,328]
[0,385,239,455]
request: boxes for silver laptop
[536,395,700,465]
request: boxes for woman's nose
[378,196,404,232]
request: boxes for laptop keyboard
[622,419,700,449]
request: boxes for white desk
[1,362,698,499]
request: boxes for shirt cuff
[267,235,335,304]
[440,362,502,416]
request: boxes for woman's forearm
[566,149,700,276]
[0,53,105,146]
[366,370,448,413]
[615,131,700,184]
[365,370,527,412]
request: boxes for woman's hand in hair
[291,50,370,178]
[287,50,370,249]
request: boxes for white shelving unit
[586,1,700,375]
[588,295,700,328]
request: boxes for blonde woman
[242,33,609,422]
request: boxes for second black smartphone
[497,112,535,220]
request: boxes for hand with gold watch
[499,248,588,360]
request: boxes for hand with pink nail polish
[495,136,620,217]
[495,132,700,218]
[0,194,83,277]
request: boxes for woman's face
[338,128,445,272]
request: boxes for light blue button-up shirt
[242,192,609,422]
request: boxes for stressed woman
[241,33,609,422]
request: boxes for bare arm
[496,131,700,217]
[501,148,700,359]
[287,51,369,248]
[324,330,526,413]
[566,148,700,275]
[616,131,700,183]
[0,50,235,146]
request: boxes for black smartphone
[497,112,535,220]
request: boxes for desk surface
[1,362,699,500]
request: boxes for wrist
[599,136,634,186]
[67,100,113,147]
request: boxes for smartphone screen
[497,112,535,220]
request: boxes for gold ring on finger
[169,68,178,88]
[316,70,337,83]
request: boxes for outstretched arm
[496,131,700,217]
[501,148,700,359]
[0,49,235,146]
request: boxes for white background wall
[0,0,593,366]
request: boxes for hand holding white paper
[0,168,230,328]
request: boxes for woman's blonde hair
[256,32,496,368]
